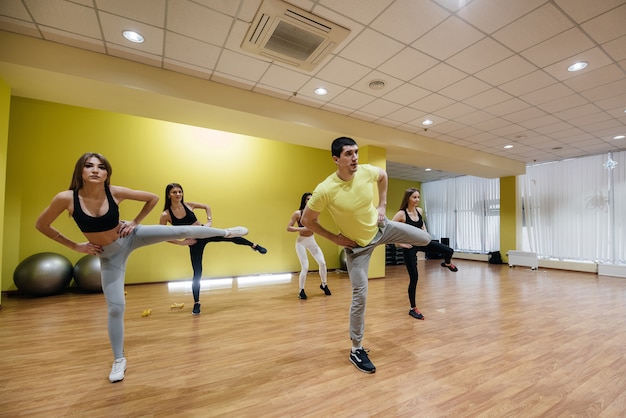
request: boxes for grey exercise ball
[73,255,102,293]
[13,252,73,297]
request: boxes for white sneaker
[109,357,126,383]
[224,226,248,238]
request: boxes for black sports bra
[72,185,120,233]
[168,205,198,226]
[404,208,423,229]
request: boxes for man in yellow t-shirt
[302,136,431,374]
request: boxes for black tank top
[168,204,198,226]
[404,208,423,229]
[72,185,120,233]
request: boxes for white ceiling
[0,0,625,182]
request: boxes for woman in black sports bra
[392,187,458,321]
[159,182,267,315]
[35,152,249,383]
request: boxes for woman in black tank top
[159,183,267,315]
[392,188,458,321]
[35,153,250,383]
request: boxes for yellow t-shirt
[307,164,380,247]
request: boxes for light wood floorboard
[1,260,626,417]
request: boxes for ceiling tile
[491,3,573,52]
[412,15,483,60]
[464,88,513,109]
[215,49,271,82]
[580,3,626,43]
[474,55,537,86]
[259,65,310,93]
[318,0,393,25]
[332,89,376,109]
[164,32,219,69]
[410,62,466,91]
[553,0,625,23]
[446,37,514,74]
[340,28,404,68]
[439,76,491,101]
[520,83,574,106]
[167,0,232,45]
[0,0,31,20]
[371,0,449,44]
[359,98,403,117]
[95,0,166,26]
[410,93,456,112]
[499,70,556,96]
[316,56,371,87]
[456,0,547,34]
[378,47,439,81]
[383,83,431,106]
[521,27,595,67]
[26,0,100,38]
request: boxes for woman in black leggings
[159,183,267,315]
[392,187,457,320]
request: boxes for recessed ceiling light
[567,61,588,72]
[425,168,432,171]
[504,145,513,149]
[122,30,144,43]
[422,119,433,126]
[314,87,328,95]
[614,135,625,140]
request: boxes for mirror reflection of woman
[286,192,330,299]
[160,183,267,316]
[392,187,457,320]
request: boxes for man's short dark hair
[331,137,357,158]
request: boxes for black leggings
[402,240,454,308]
[189,237,254,302]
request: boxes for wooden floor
[1,260,626,417]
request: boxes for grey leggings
[98,224,230,359]
[345,219,431,348]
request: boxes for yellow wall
[1,97,518,292]
[1,98,343,291]
[357,145,387,278]
[387,178,422,219]
[0,78,10,304]
[500,176,516,263]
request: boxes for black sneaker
[409,307,424,320]
[349,348,376,373]
[320,284,331,295]
[192,302,201,316]
[253,244,267,254]
[298,289,307,299]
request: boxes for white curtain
[422,176,500,253]
[613,151,626,264]
[520,151,625,263]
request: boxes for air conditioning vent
[242,0,350,71]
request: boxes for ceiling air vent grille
[242,0,350,71]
